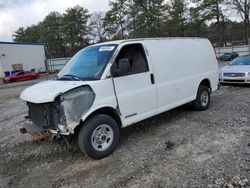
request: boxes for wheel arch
[74,106,122,135]
[198,78,211,92]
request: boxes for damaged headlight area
[26,85,95,135]
[28,101,62,130]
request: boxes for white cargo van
[20,38,219,159]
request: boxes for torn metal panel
[25,85,95,135]
[61,85,95,128]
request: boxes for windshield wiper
[58,74,82,81]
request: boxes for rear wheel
[78,114,120,160]
[193,85,210,111]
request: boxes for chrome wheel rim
[91,124,114,151]
[201,91,209,106]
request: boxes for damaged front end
[20,85,95,143]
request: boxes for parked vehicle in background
[20,38,219,159]
[219,55,250,84]
[3,71,39,83]
[219,52,239,61]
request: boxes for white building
[0,41,46,77]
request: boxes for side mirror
[111,58,130,77]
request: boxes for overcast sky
[0,0,110,42]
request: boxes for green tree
[165,0,189,37]
[14,25,41,42]
[223,20,245,44]
[190,0,226,46]
[13,6,92,58]
[14,27,28,42]
[39,12,64,58]
[131,0,165,37]
[103,0,129,39]
[62,6,91,56]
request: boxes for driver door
[112,43,157,126]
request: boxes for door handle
[150,73,155,84]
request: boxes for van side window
[115,44,149,76]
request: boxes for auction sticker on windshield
[99,46,115,51]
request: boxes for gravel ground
[0,65,249,188]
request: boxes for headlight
[247,72,250,76]
[219,71,222,77]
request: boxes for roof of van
[93,37,208,46]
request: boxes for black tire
[78,114,120,160]
[193,85,210,111]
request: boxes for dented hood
[20,80,88,103]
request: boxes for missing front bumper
[20,122,58,143]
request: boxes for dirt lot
[0,68,249,188]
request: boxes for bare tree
[89,12,106,42]
[230,0,250,44]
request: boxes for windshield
[229,56,250,65]
[57,44,117,80]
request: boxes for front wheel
[193,85,210,111]
[78,114,120,160]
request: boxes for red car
[3,71,40,83]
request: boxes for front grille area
[28,102,59,130]
[223,73,245,77]
[223,79,245,83]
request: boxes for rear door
[112,43,157,125]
